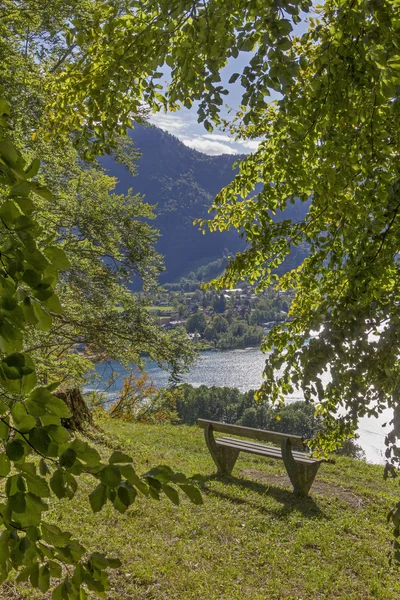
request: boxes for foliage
[0,1,195,385]
[5,0,400,572]
[50,0,312,154]
[63,0,398,470]
[186,312,207,335]
[212,294,226,314]
[0,90,202,599]
[108,371,180,423]
[199,0,400,464]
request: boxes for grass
[146,306,175,312]
[3,420,400,600]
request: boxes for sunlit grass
[4,420,400,599]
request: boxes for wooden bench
[197,419,327,496]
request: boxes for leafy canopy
[1,0,195,385]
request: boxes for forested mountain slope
[101,125,309,282]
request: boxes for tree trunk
[55,388,93,430]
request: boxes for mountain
[101,124,246,282]
[101,124,309,283]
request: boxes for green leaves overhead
[50,0,311,155]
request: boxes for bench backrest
[197,418,304,447]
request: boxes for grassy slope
[3,420,400,600]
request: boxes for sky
[149,51,264,156]
[149,12,314,156]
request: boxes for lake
[86,347,391,465]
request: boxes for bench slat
[198,418,304,447]
[215,437,323,465]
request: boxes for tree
[0,0,194,384]
[0,88,203,600]
[212,315,228,333]
[213,293,226,314]
[186,312,207,334]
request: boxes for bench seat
[198,418,327,496]
[215,437,325,465]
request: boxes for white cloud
[149,113,190,134]
[239,140,260,152]
[202,133,235,144]
[149,111,258,156]
[180,136,239,155]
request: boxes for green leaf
[70,439,101,466]
[45,396,70,418]
[29,428,51,454]
[178,484,203,505]
[41,522,71,546]
[25,158,40,179]
[6,440,25,461]
[108,450,132,464]
[17,415,36,433]
[99,465,121,488]
[29,183,53,201]
[0,420,9,441]
[0,454,10,477]
[10,181,30,198]
[38,564,50,593]
[48,561,62,578]
[277,19,293,36]
[0,530,10,562]
[0,200,21,227]
[89,483,107,512]
[46,424,70,444]
[0,294,18,312]
[44,294,63,314]
[120,464,149,495]
[11,491,26,513]
[11,401,28,424]
[44,246,70,270]
[32,303,52,332]
[117,482,136,507]
[22,269,41,288]
[162,483,180,505]
[0,98,10,116]
[50,469,66,499]
[0,141,19,167]
[23,472,50,497]
[39,459,50,476]
[228,73,240,84]
[60,448,76,468]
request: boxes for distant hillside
[101,124,309,283]
[101,124,246,282]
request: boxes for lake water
[86,347,391,465]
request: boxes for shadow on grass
[201,474,328,520]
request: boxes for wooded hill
[101,125,309,283]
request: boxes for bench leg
[290,462,320,497]
[215,446,240,475]
[281,438,320,496]
[204,423,240,475]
